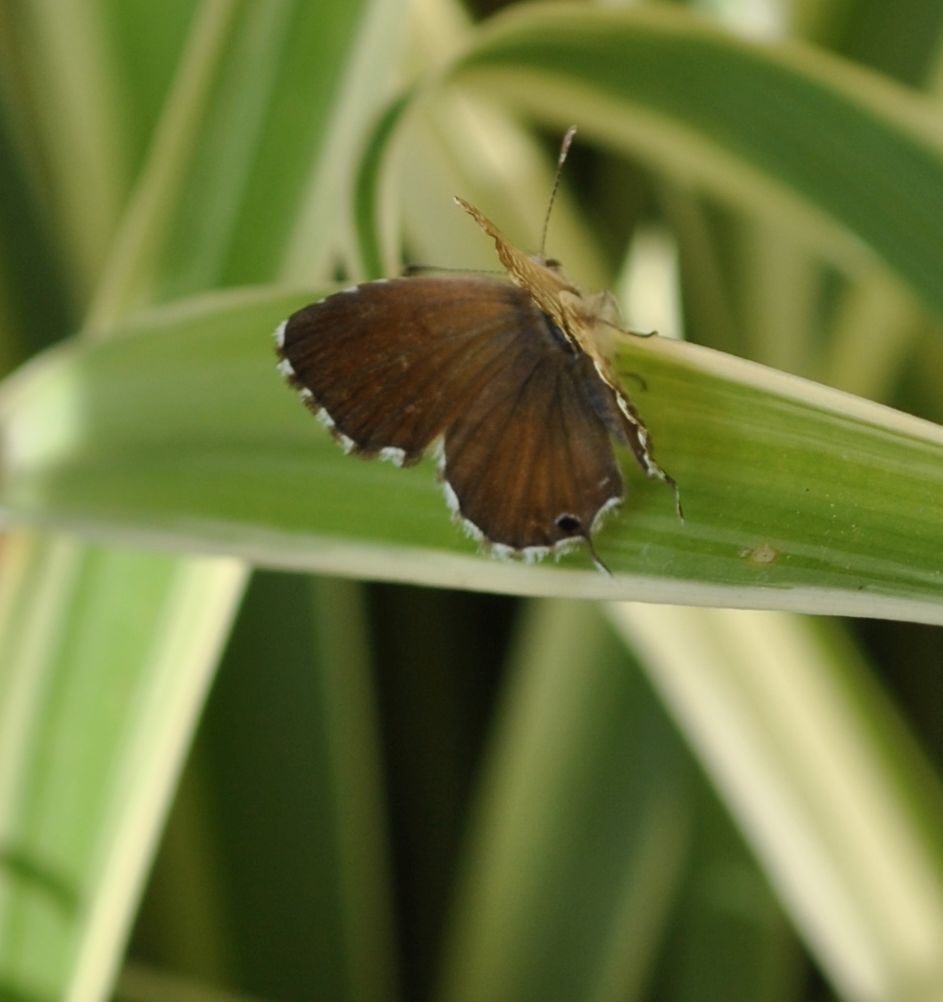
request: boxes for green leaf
[86,0,403,327]
[437,599,693,1002]
[451,4,943,320]
[0,533,244,1002]
[611,604,943,1002]
[0,2,406,1000]
[1,286,942,623]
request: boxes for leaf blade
[2,287,942,621]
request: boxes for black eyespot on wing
[555,514,581,534]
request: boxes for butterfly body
[275,198,679,573]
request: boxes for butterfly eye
[544,257,562,270]
[555,513,581,534]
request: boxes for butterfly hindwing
[437,306,625,555]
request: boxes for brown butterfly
[274,129,681,573]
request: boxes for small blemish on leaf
[739,542,780,565]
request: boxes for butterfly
[274,129,681,573]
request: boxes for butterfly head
[454,196,590,337]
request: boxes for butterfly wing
[276,276,538,465]
[277,274,627,563]
[441,331,624,559]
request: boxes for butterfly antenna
[539,125,577,257]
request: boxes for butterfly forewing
[279,277,537,463]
